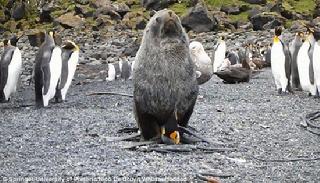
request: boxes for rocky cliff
[0,0,319,36]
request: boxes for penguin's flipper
[0,65,8,101]
[120,60,131,80]
[309,44,315,85]
[42,64,51,95]
[0,47,15,100]
[281,41,292,82]
[59,49,72,89]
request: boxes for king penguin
[34,31,62,107]
[312,28,320,96]
[55,40,79,102]
[289,32,304,90]
[213,36,226,72]
[271,26,292,94]
[0,37,22,102]
[297,28,317,96]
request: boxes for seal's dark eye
[156,17,161,23]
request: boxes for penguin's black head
[313,28,320,41]
[62,40,79,51]
[9,36,18,46]
[160,114,180,145]
[274,26,282,36]
[47,30,62,46]
[2,34,19,47]
[160,126,180,145]
[3,40,9,46]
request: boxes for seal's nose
[168,10,173,17]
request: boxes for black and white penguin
[264,43,272,67]
[106,58,132,81]
[312,28,320,95]
[120,58,131,80]
[297,28,317,96]
[34,31,62,107]
[0,37,22,102]
[213,36,226,72]
[289,32,304,90]
[55,40,79,102]
[271,27,292,94]
[189,41,213,85]
[226,50,240,65]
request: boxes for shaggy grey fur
[133,9,199,141]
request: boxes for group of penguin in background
[5,24,312,108]
[0,29,270,108]
[189,36,270,85]
[271,25,320,96]
[0,31,80,107]
[107,32,272,85]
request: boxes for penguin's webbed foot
[313,95,320,99]
[277,88,282,95]
[280,91,289,96]
[55,97,63,103]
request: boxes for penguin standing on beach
[213,36,226,72]
[297,28,317,96]
[34,31,62,107]
[0,37,22,102]
[106,59,132,81]
[289,32,304,90]
[55,40,79,102]
[312,28,320,96]
[270,27,292,94]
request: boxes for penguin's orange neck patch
[273,36,280,43]
[169,131,180,144]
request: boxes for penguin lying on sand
[0,36,22,102]
[55,40,80,102]
[34,31,62,107]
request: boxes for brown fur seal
[133,9,199,144]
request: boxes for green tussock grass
[169,3,188,16]
[205,0,248,7]
[284,0,315,15]
[229,11,249,22]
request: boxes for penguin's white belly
[106,63,116,81]
[297,44,315,93]
[313,43,320,88]
[213,43,226,72]
[61,51,79,100]
[43,47,62,106]
[3,48,22,100]
[271,44,286,86]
